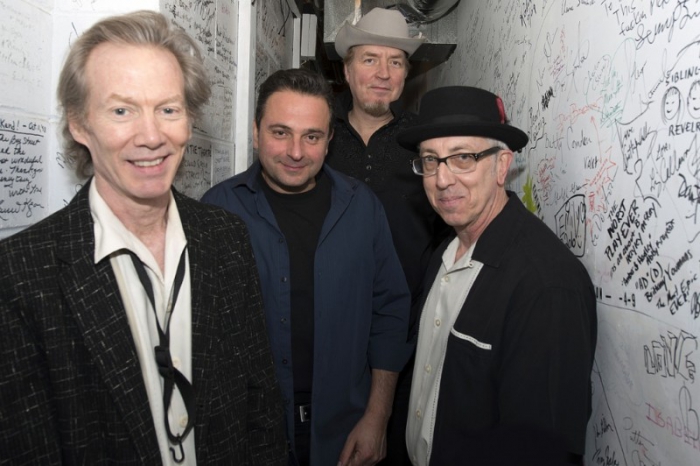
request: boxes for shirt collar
[89,181,187,281]
[237,160,356,196]
[442,237,477,271]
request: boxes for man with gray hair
[399,86,597,465]
[0,11,286,465]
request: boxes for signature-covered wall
[419,1,700,464]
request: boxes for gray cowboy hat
[397,86,529,152]
[334,8,425,58]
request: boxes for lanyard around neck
[129,248,195,464]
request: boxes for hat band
[423,114,496,125]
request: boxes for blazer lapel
[56,183,159,461]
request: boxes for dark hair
[57,10,211,178]
[255,68,334,130]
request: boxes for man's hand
[337,411,387,466]
[337,369,398,466]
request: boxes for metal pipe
[398,0,461,22]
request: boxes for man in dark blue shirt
[202,68,412,466]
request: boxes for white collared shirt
[406,237,483,466]
[89,182,196,465]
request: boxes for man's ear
[252,120,259,150]
[68,117,89,146]
[323,128,334,157]
[497,149,514,186]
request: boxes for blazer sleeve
[0,260,62,465]
[497,285,596,457]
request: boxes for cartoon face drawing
[662,86,682,123]
[687,80,700,119]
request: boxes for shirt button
[172,357,181,369]
[282,358,288,365]
[425,364,431,373]
[280,317,287,323]
[416,409,422,418]
[365,177,370,183]
[179,415,188,428]
[367,154,372,159]
[366,165,372,170]
[281,276,288,282]
[443,275,450,283]
[435,318,441,327]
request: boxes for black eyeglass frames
[411,146,503,176]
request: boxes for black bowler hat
[397,86,529,152]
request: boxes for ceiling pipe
[396,0,461,23]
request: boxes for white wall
[415,1,700,464]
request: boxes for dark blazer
[0,181,287,465]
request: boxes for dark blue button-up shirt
[202,162,412,465]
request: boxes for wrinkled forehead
[261,90,332,130]
[419,135,490,154]
[82,43,185,103]
[350,44,408,61]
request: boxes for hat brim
[397,121,529,152]
[334,21,425,58]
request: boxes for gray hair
[483,137,510,151]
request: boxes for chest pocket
[440,326,498,430]
[450,327,492,350]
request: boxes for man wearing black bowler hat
[398,86,597,465]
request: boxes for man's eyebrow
[446,144,480,153]
[105,93,185,106]
[267,123,292,131]
[304,128,327,135]
[266,124,327,135]
[420,144,479,156]
[360,50,380,58]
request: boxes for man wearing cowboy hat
[327,10,449,464]
[398,86,597,465]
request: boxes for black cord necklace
[129,248,195,464]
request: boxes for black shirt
[326,90,450,326]
[261,172,331,395]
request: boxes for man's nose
[287,137,303,160]
[435,162,455,189]
[376,59,390,79]
[135,113,167,148]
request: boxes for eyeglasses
[411,146,502,176]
